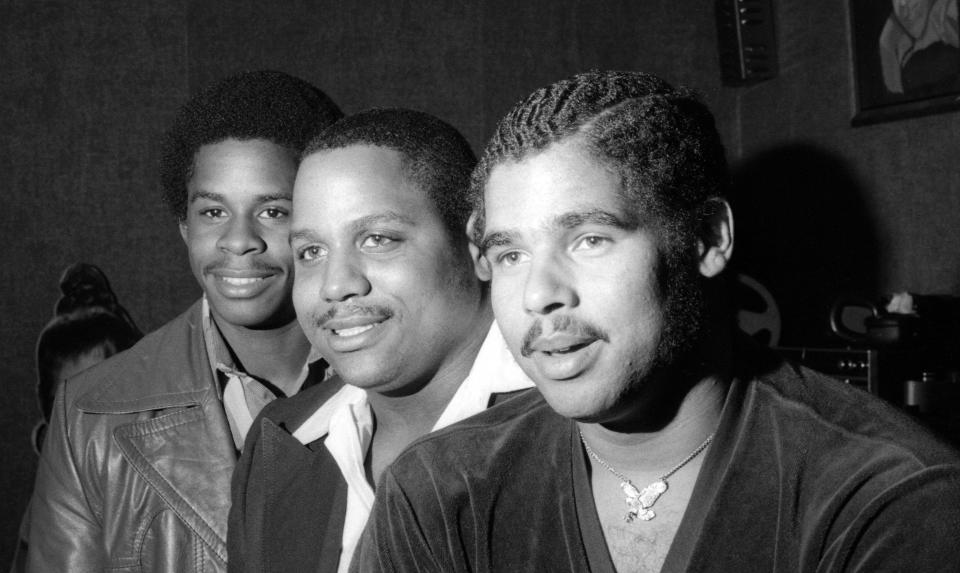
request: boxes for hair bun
[54,263,120,316]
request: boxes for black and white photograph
[3,1,960,571]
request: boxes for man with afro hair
[353,70,960,572]
[27,70,342,573]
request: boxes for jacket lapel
[111,389,236,561]
[257,418,347,572]
[75,301,236,561]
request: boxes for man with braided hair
[353,71,960,572]
[27,70,342,573]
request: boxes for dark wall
[1,2,197,565]
[726,1,960,345]
[2,0,959,566]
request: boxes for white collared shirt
[290,321,534,573]
[201,296,324,449]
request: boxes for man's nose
[522,255,578,315]
[321,251,371,302]
[217,216,267,256]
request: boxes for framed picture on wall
[849,0,960,126]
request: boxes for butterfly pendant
[621,479,668,522]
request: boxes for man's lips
[205,267,281,297]
[322,315,390,337]
[527,333,599,355]
[216,275,268,286]
[208,267,278,281]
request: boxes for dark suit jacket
[228,382,528,573]
[228,379,348,573]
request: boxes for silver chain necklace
[579,429,714,523]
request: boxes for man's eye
[200,208,226,219]
[573,235,610,251]
[361,234,395,249]
[298,245,326,261]
[497,251,528,267]
[259,207,288,220]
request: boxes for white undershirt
[290,321,534,572]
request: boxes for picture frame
[849,0,960,126]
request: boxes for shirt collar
[290,320,534,444]
[201,295,326,400]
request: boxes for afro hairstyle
[160,70,343,220]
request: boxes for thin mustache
[313,304,394,328]
[520,315,609,357]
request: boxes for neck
[365,305,494,482]
[213,316,312,396]
[368,307,493,437]
[578,326,733,473]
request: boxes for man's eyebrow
[289,229,320,245]
[478,231,519,256]
[256,192,293,203]
[289,211,417,246]
[188,190,292,204]
[188,190,224,204]
[480,209,635,254]
[347,211,416,234]
[554,209,635,230]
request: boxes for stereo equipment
[777,347,879,395]
[777,346,923,408]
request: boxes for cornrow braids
[304,108,477,237]
[469,70,729,255]
[160,70,343,220]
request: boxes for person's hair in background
[159,69,343,221]
[33,263,142,453]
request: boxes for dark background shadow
[730,143,883,348]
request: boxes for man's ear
[466,211,491,281]
[178,220,189,245]
[697,198,734,278]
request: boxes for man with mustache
[27,71,342,573]
[354,71,960,572]
[227,108,532,572]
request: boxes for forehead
[292,145,442,232]
[188,138,297,199]
[484,139,628,231]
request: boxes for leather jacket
[27,301,235,572]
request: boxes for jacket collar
[76,300,215,413]
[73,300,237,560]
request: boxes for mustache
[520,315,609,357]
[312,303,395,328]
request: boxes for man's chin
[536,379,616,421]
[207,297,296,331]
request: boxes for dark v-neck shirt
[354,343,960,572]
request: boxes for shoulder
[732,342,960,500]
[64,301,207,411]
[756,353,958,466]
[388,388,561,483]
